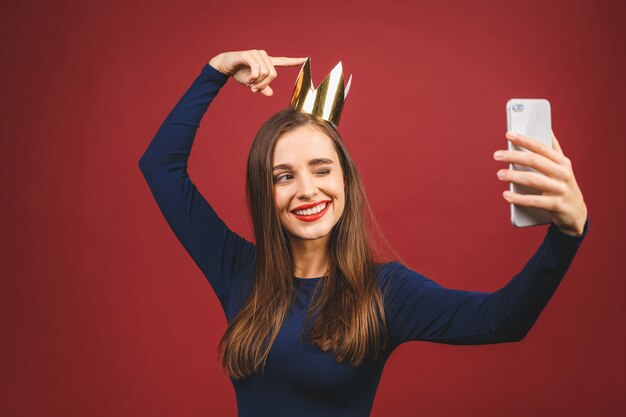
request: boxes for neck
[289,234,330,278]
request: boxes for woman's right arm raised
[138,50,307,305]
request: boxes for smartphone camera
[512,103,524,112]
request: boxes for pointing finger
[270,56,309,67]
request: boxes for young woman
[138,49,589,417]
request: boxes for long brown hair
[218,108,404,379]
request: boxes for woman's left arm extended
[385,131,589,347]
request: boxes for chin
[294,231,330,241]
[287,225,333,242]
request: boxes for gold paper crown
[289,56,352,128]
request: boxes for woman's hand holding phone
[493,131,588,236]
[208,50,307,97]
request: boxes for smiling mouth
[291,201,331,222]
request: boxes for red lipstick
[291,200,332,223]
[291,200,331,211]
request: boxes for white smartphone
[505,98,553,228]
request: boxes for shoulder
[374,261,432,293]
[375,260,419,277]
[374,261,407,280]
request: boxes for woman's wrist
[208,53,229,75]
[554,214,589,237]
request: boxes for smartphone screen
[505,98,553,227]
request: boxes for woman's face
[272,125,345,244]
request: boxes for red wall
[1,0,624,416]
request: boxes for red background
[1,0,624,416]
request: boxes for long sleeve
[138,63,256,308]
[384,216,590,347]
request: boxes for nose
[297,171,319,200]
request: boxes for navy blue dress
[138,63,589,417]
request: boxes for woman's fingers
[237,51,261,84]
[245,50,267,86]
[251,50,278,95]
[494,148,570,181]
[505,131,568,166]
[209,50,306,81]
[251,52,307,95]
[270,56,309,67]
[502,191,564,212]
[212,50,308,96]
[551,130,565,157]
[495,132,573,181]
[495,131,587,235]
[497,168,565,194]
[257,85,274,96]
[247,51,307,95]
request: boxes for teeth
[294,202,327,216]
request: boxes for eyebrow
[272,158,334,171]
